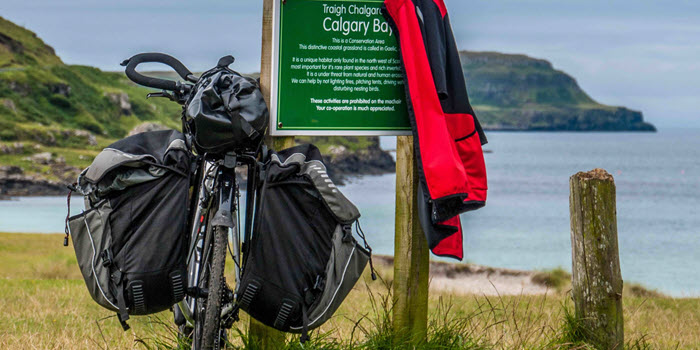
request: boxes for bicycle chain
[214,277,236,349]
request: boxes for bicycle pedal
[222,306,239,329]
[223,288,234,303]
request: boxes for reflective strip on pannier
[68,201,118,311]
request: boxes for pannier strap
[300,304,310,344]
[356,221,377,280]
[111,270,130,331]
[63,183,78,247]
[140,160,188,178]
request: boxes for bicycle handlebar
[121,53,197,91]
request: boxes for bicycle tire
[199,225,228,350]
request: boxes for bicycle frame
[178,159,218,327]
[177,152,261,331]
[121,53,266,349]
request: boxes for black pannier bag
[237,144,375,341]
[66,130,191,330]
[185,59,269,154]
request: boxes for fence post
[248,0,289,348]
[569,168,624,349]
[392,136,430,344]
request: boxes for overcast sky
[3,0,699,128]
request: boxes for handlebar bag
[185,66,268,154]
[66,130,191,330]
[236,144,375,342]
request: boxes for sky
[2,0,699,128]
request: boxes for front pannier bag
[66,130,191,330]
[236,144,375,342]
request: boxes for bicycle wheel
[199,224,228,350]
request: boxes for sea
[1,129,699,297]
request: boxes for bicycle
[121,53,265,350]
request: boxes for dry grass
[1,232,698,349]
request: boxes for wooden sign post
[392,136,430,343]
[254,0,429,348]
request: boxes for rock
[316,137,396,185]
[128,122,168,136]
[8,81,30,96]
[0,32,25,55]
[61,129,97,146]
[0,166,24,176]
[51,163,81,183]
[30,130,56,146]
[0,142,24,155]
[0,164,66,197]
[327,145,347,155]
[0,178,66,197]
[1,98,17,113]
[49,83,71,97]
[105,92,132,115]
[27,152,53,165]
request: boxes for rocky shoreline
[0,138,397,198]
[319,140,396,185]
[0,145,82,198]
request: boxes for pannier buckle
[101,249,113,267]
[313,275,325,292]
[342,224,353,243]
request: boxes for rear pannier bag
[66,130,191,330]
[237,144,375,341]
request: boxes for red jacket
[384,0,488,260]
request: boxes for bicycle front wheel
[198,225,228,350]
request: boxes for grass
[1,232,698,349]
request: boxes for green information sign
[271,0,411,136]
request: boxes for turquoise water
[2,130,699,296]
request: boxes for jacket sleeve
[419,0,449,100]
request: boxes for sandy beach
[374,256,552,296]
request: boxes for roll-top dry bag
[185,64,268,154]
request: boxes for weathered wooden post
[392,136,430,344]
[569,168,624,349]
[248,0,289,347]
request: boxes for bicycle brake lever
[146,91,175,100]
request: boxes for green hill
[461,51,655,131]
[0,17,62,67]
[0,17,182,145]
[0,17,185,193]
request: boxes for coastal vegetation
[1,232,698,349]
